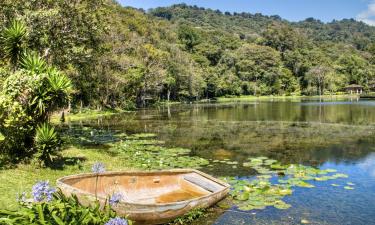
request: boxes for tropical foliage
[34,123,61,166]
[1,1,375,110]
[0,20,72,161]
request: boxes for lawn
[0,145,132,209]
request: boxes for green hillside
[1,1,374,109]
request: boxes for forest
[1,2,375,224]
[1,0,375,110]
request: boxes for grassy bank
[216,94,360,102]
[50,109,122,124]
[0,146,129,209]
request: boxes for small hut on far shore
[345,84,363,94]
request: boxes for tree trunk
[167,89,171,103]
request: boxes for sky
[118,0,375,25]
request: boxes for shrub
[34,123,61,166]
[0,53,72,158]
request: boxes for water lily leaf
[273,200,291,209]
[346,182,355,186]
[344,186,354,190]
[331,184,340,187]
[227,156,348,212]
[243,162,252,167]
[264,159,277,165]
[331,173,349,178]
[324,169,337,173]
[236,192,250,201]
[271,164,288,170]
[314,177,327,181]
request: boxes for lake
[69,98,375,225]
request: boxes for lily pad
[344,186,354,190]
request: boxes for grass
[215,94,360,102]
[0,145,133,210]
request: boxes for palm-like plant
[35,123,61,166]
[45,68,73,114]
[20,51,47,74]
[0,20,28,68]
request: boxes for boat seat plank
[183,174,222,192]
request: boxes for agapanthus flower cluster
[92,162,106,173]
[105,217,128,225]
[32,181,56,202]
[109,192,123,206]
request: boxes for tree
[234,44,284,95]
[262,22,303,53]
[178,25,201,52]
[305,65,332,96]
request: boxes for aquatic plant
[169,208,207,225]
[110,136,209,170]
[32,181,55,202]
[105,217,128,225]
[222,156,350,211]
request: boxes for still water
[73,98,375,225]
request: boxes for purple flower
[32,181,55,202]
[105,217,128,225]
[109,192,123,206]
[92,162,106,173]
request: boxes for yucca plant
[46,68,73,110]
[19,51,47,74]
[0,20,28,68]
[34,123,61,166]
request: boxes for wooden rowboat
[57,169,230,224]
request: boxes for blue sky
[118,0,375,25]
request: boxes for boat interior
[60,171,226,204]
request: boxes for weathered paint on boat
[57,169,230,224]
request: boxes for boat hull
[57,169,229,224]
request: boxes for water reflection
[358,153,375,177]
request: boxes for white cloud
[357,1,375,25]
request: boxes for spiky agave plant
[0,20,28,68]
[34,123,61,166]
